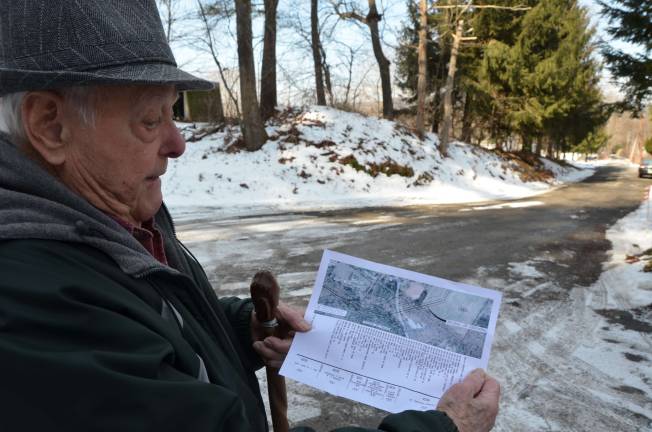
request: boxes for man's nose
[161,121,186,158]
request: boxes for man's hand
[436,369,500,432]
[251,302,311,368]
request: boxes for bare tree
[311,0,328,105]
[196,0,239,117]
[337,42,364,107]
[158,0,182,43]
[342,45,357,106]
[235,0,268,150]
[415,0,428,133]
[332,0,394,119]
[285,0,357,106]
[260,0,280,120]
[287,0,336,105]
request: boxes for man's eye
[143,118,162,129]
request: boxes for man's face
[59,85,184,225]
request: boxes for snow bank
[163,106,593,215]
[602,187,652,308]
[568,190,652,421]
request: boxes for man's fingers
[476,376,501,405]
[253,340,284,361]
[277,303,311,332]
[253,338,292,369]
[459,368,487,398]
[263,336,292,354]
[437,371,501,432]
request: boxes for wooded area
[160,0,651,158]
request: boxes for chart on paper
[280,250,502,413]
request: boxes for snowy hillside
[163,106,592,215]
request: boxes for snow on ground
[571,190,652,423]
[466,190,652,430]
[603,190,652,308]
[509,261,545,279]
[569,157,639,170]
[164,106,593,217]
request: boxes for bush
[645,137,652,155]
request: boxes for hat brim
[0,62,214,96]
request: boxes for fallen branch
[185,124,225,142]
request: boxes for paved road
[175,165,651,431]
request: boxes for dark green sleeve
[376,410,458,432]
[292,410,457,432]
[219,296,264,370]
[0,243,259,431]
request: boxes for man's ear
[21,91,69,166]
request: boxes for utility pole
[416,0,428,134]
[438,19,465,156]
[430,2,530,156]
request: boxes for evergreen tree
[473,0,537,45]
[396,1,438,101]
[474,39,516,148]
[396,0,605,153]
[396,1,488,135]
[500,0,606,155]
[598,0,652,112]
[395,0,447,130]
[467,0,536,146]
[573,129,609,159]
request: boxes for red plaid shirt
[111,216,168,265]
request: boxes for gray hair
[0,87,97,146]
[0,92,27,145]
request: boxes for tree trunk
[546,138,554,159]
[416,0,428,134]
[320,45,334,106]
[521,135,531,153]
[431,14,449,134]
[366,0,393,119]
[343,47,355,106]
[430,98,441,133]
[439,19,464,157]
[311,0,327,105]
[260,0,279,120]
[235,0,268,151]
[461,91,473,143]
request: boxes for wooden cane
[250,271,289,432]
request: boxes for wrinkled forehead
[131,84,179,104]
[93,84,179,112]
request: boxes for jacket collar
[0,132,177,277]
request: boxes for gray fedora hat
[0,0,214,96]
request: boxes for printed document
[280,250,502,413]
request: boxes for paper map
[280,250,502,413]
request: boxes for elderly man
[0,1,499,431]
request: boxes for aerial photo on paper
[316,260,493,358]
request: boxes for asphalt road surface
[175,165,651,431]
